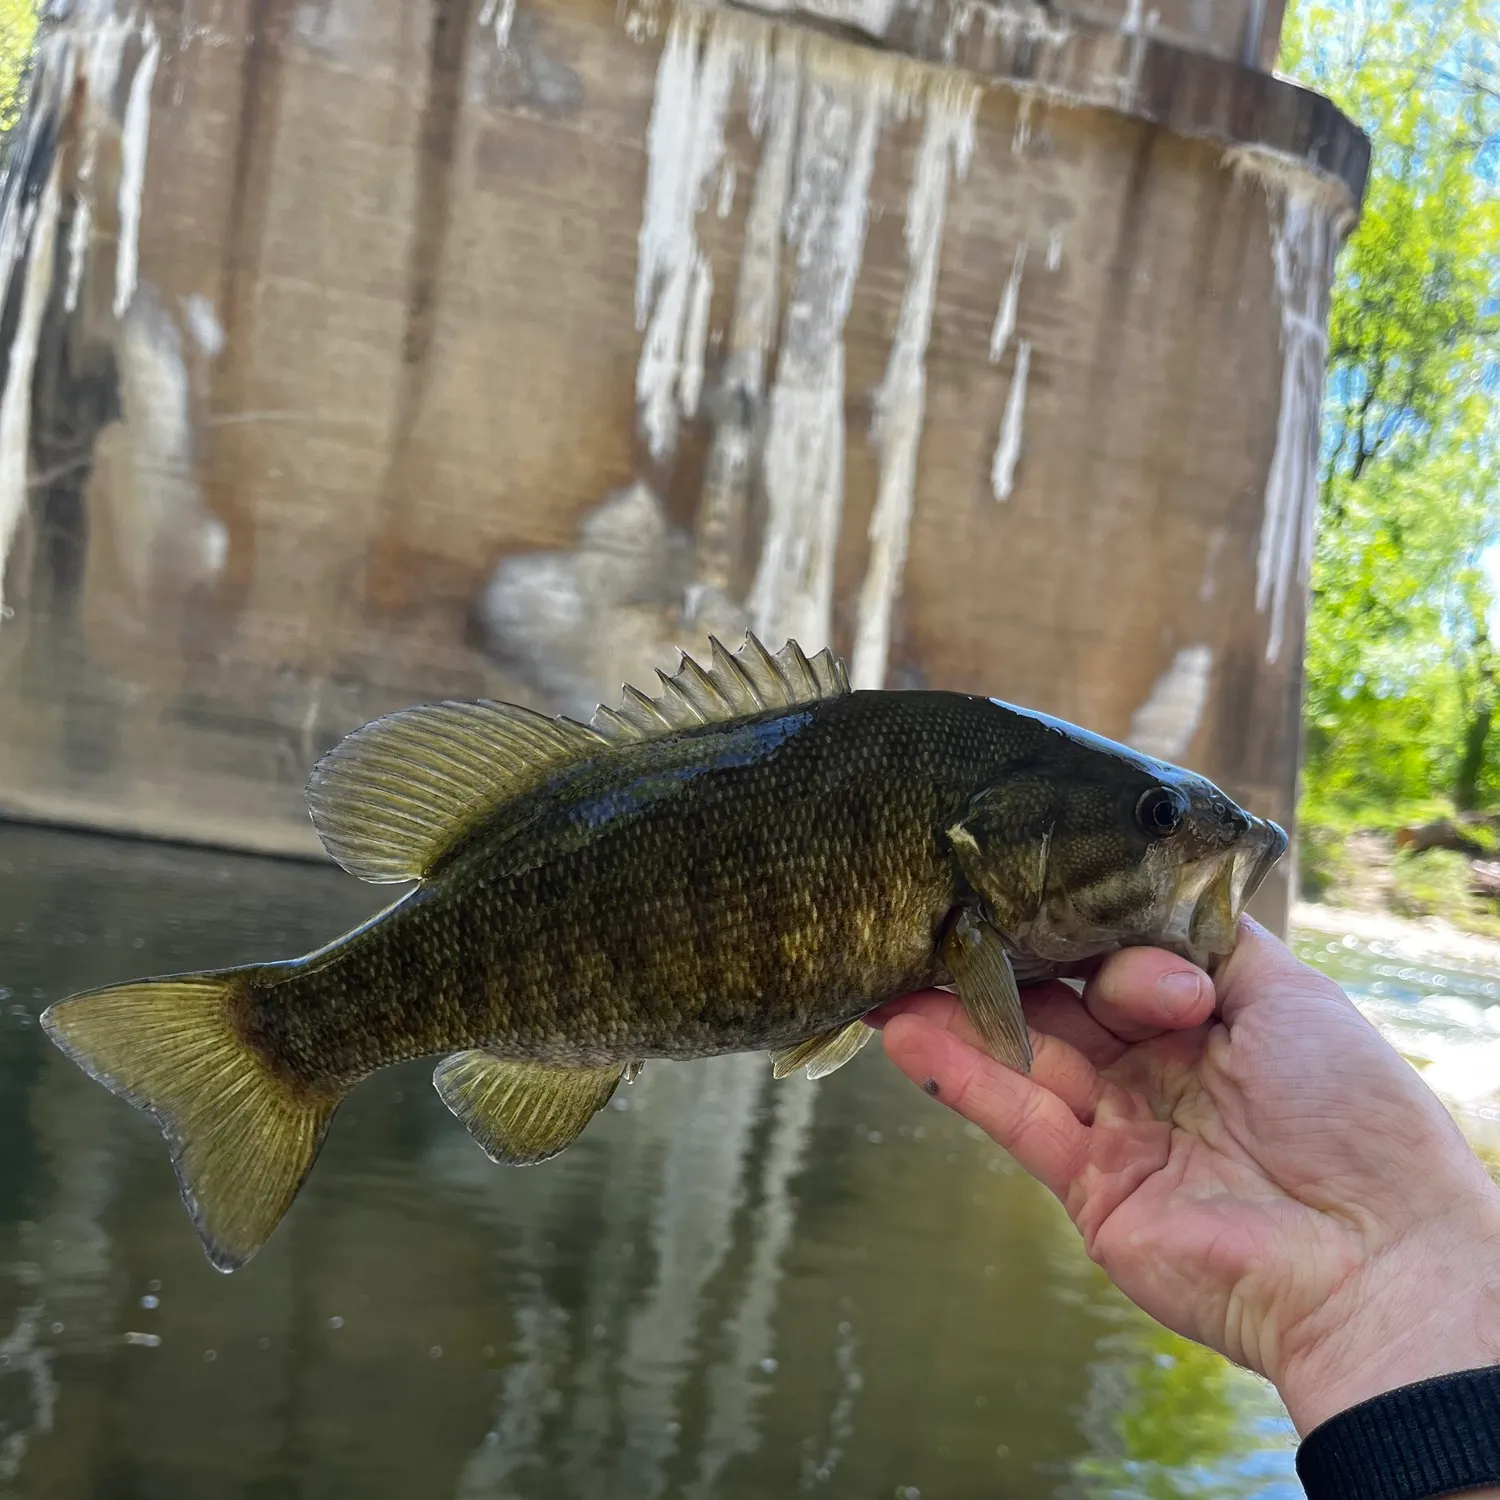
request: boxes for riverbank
[1298,821,1500,943]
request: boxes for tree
[0,0,34,138]
[1282,0,1500,817]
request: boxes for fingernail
[1157,970,1203,1020]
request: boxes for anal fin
[770,1019,874,1081]
[432,1051,626,1165]
[940,908,1034,1074]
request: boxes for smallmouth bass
[42,634,1287,1272]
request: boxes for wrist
[1276,1194,1500,1435]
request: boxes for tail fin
[41,973,338,1273]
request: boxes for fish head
[1051,767,1289,971]
[957,703,1290,971]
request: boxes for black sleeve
[1297,1367,1500,1499]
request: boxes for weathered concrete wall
[0,0,1365,931]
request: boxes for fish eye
[1136,786,1188,838]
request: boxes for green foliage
[1283,0,1500,821]
[0,0,35,138]
[1297,819,1354,899]
[1390,847,1500,936]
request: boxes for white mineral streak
[744,0,900,37]
[635,9,757,460]
[65,198,91,314]
[1255,184,1338,663]
[0,27,95,616]
[1129,644,1213,759]
[1011,92,1032,155]
[677,251,713,418]
[990,337,1031,501]
[184,292,225,357]
[690,30,801,605]
[1198,524,1225,602]
[1115,0,1147,110]
[987,241,1026,362]
[479,0,518,50]
[64,20,132,312]
[746,52,889,651]
[114,17,160,319]
[1046,226,1062,270]
[479,481,694,721]
[109,287,226,604]
[850,78,978,691]
[0,172,63,617]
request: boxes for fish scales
[251,690,993,1085]
[40,633,1288,1272]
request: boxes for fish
[41,633,1287,1273]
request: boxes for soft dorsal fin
[306,632,850,884]
[591,632,851,744]
[306,701,606,883]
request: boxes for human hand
[871,918,1500,1434]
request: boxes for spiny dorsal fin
[591,632,851,745]
[306,701,606,884]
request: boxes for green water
[0,823,1327,1498]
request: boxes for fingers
[1022,984,1131,1070]
[1081,948,1216,1041]
[881,1011,1087,1200]
[1213,915,1352,1026]
[871,990,1109,1123]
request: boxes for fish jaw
[1156,814,1289,970]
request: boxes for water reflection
[1074,1323,1298,1500]
[1,822,1432,1498]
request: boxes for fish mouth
[1159,815,1289,970]
[1233,815,1289,912]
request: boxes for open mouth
[1162,815,1290,969]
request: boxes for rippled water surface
[3,824,1486,1499]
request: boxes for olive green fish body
[256,691,1026,1088]
[41,635,1288,1273]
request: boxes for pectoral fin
[939,909,1033,1074]
[770,1019,874,1080]
[432,1052,628,1165]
